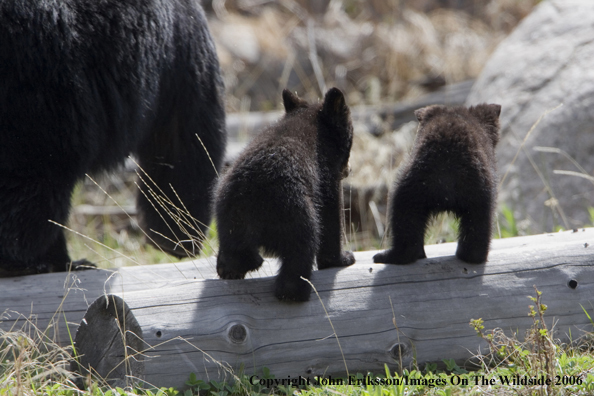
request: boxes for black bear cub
[215,88,355,302]
[374,104,501,265]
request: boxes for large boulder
[466,0,594,233]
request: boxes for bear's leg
[274,245,315,302]
[265,201,318,302]
[136,86,225,258]
[216,246,264,280]
[43,231,74,272]
[373,185,429,264]
[455,200,493,264]
[136,105,225,258]
[316,180,355,269]
[216,217,264,279]
[0,177,76,276]
[135,16,226,259]
[35,231,95,272]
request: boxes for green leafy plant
[497,204,518,238]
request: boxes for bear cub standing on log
[215,88,355,302]
[374,104,501,265]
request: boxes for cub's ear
[414,105,445,123]
[282,89,308,113]
[469,103,502,146]
[469,103,502,126]
[489,103,502,117]
[321,87,350,126]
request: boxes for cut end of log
[72,295,144,387]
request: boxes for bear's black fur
[0,0,226,276]
[215,88,355,302]
[373,104,501,265]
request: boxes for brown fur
[374,103,501,265]
[215,88,355,301]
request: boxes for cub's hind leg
[217,220,264,279]
[266,203,319,302]
[374,179,429,264]
[455,197,494,264]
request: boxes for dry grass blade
[50,220,141,267]
[307,18,326,95]
[521,145,570,230]
[533,146,592,178]
[552,170,594,183]
[1,316,79,394]
[498,103,563,190]
[300,276,349,380]
[195,133,219,178]
[532,146,594,218]
[132,158,216,259]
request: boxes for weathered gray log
[71,229,594,389]
[0,242,458,342]
[0,256,268,344]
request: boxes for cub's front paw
[216,256,247,279]
[373,246,425,265]
[339,251,355,267]
[455,246,488,264]
[274,275,311,302]
[317,251,356,269]
[217,266,247,280]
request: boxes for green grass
[496,205,518,239]
[424,212,459,245]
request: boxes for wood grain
[60,229,594,388]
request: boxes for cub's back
[215,105,321,217]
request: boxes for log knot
[388,342,411,361]
[228,323,248,343]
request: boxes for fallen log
[0,258,224,344]
[72,205,137,216]
[0,242,454,341]
[68,229,594,389]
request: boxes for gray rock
[467,0,594,233]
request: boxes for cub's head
[280,88,353,179]
[414,103,502,147]
[467,103,501,147]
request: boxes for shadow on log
[63,229,594,389]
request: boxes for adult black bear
[373,104,501,265]
[215,88,355,302]
[0,0,226,276]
